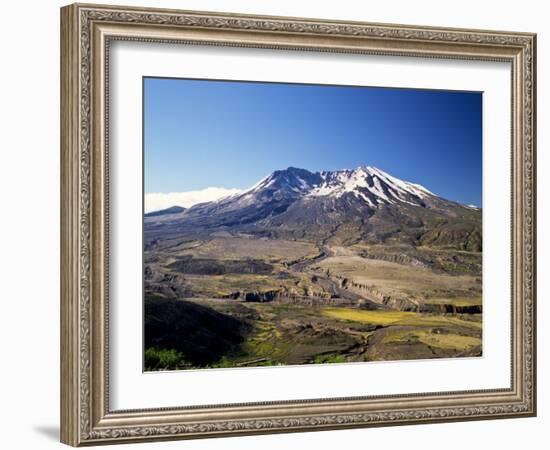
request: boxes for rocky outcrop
[418,303,482,314]
[336,276,418,311]
[243,290,280,302]
[222,289,355,306]
[358,250,429,268]
[144,265,193,299]
[381,296,420,312]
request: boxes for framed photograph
[60,3,536,446]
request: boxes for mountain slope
[145,166,481,251]
[145,205,186,217]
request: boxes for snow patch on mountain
[307,166,435,206]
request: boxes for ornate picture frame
[60,3,536,446]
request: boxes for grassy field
[382,330,480,351]
[320,306,481,361]
[422,296,482,307]
[322,307,482,330]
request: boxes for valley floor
[143,235,482,371]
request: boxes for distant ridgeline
[144,166,481,252]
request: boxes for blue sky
[144,77,482,206]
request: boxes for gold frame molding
[60,3,537,446]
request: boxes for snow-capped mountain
[308,166,434,207]
[145,166,481,251]
[211,166,435,211]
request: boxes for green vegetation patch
[243,321,289,361]
[322,307,482,330]
[422,297,482,307]
[144,347,187,371]
[313,354,347,364]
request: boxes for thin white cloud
[145,187,242,213]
